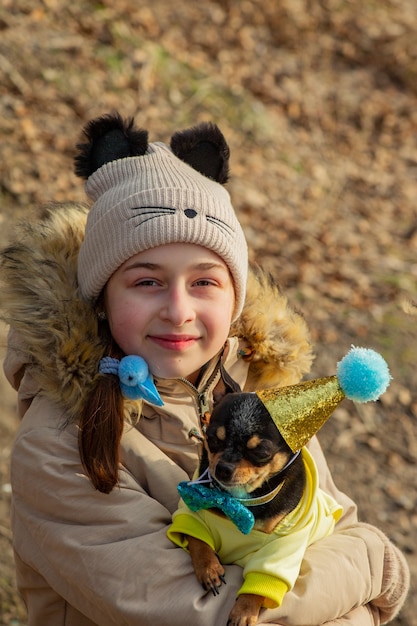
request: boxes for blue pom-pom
[336,347,391,402]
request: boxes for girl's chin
[149,361,200,383]
[145,348,222,383]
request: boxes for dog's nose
[215,461,235,483]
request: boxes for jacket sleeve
[309,436,410,624]
[254,437,410,626]
[10,395,245,626]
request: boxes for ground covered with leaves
[0,1,416,624]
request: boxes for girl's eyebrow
[123,262,159,272]
[123,261,227,272]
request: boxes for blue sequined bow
[99,355,163,406]
[177,469,255,535]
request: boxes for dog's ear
[170,122,230,183]
[74,112,149,179]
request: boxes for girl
[0,112,409,625]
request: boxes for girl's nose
[159,286,196,326]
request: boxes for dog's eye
[248,441,276,465]
[206,433,224,452]
[250,451,273,465]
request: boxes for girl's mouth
[149,334,199,351]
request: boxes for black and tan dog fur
[187,392,306,626]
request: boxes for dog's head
[204,392,295,498]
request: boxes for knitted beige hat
[75,113,248,321]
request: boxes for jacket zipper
[178,358,222,437]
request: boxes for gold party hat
[256,376,344,452]
[255,347,392,452]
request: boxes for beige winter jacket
[1,204,409,626]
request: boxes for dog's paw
[227,594,264,626]
[188,537,226,596]
[194,553,226,596]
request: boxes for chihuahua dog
[185,392,308,626]
[171,347,389,625]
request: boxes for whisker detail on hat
[127,207,176,224]
[206,216,234,235]
[129,207,176,216]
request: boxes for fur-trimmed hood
[1,203,313,421]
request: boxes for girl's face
[104,243,235,384]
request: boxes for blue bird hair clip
[99,355,164,406]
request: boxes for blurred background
[0,0,416,624]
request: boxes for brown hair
[78,321,125,494]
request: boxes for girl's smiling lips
[148,334,200,351]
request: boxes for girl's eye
[134,279,159,287]
[193,279,216,287]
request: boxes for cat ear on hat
[170,122,230,184]
[74,112,149,179]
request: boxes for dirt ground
[0,1,416,624]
